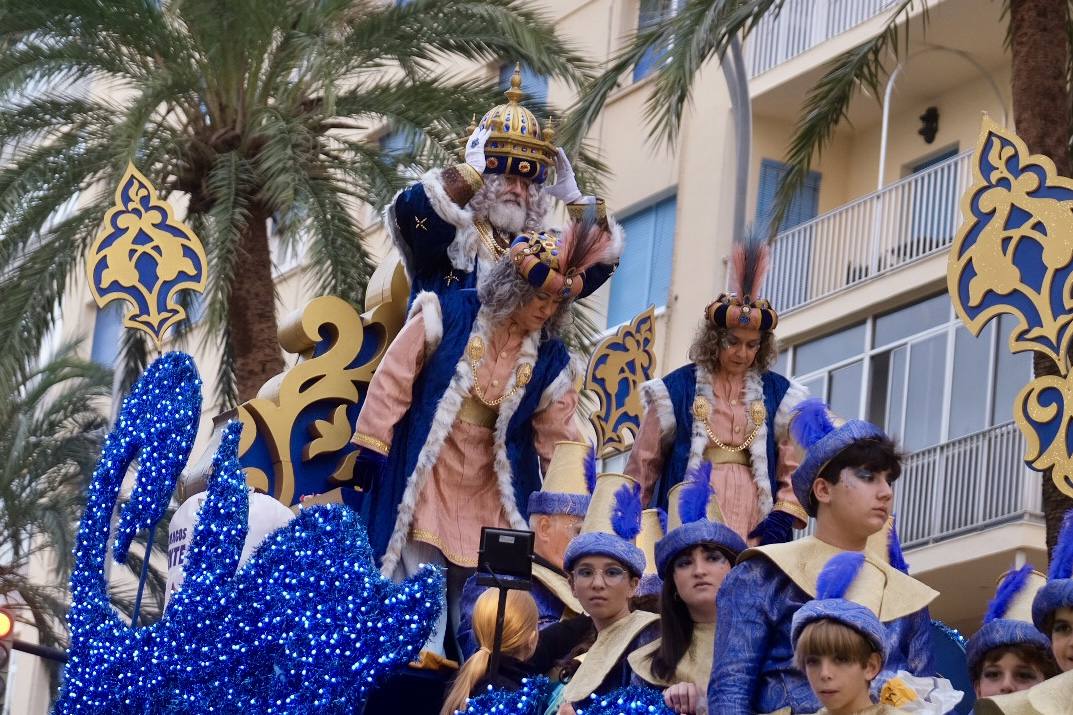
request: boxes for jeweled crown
[473,65,556,184]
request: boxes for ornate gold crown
[473,65,556,184]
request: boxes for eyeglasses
[572,566,628,584]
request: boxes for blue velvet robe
[707,556,936,714]
[389,180,615,302]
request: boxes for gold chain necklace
[475,220,508,260]
[467,336,532,407]
[692,396,766,453]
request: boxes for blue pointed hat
[789,398,889,516]
[1033,509,1073,634]
[654,462,745,577]
[563,473,646,577]
[527,441,594,518]
[790,552,890,664]
[966,564,1051,672]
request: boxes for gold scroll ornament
[583,306,657,457]
[948,117,1073,498]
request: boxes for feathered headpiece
[654,462,745,576]
[791,552,888,661]
[1032,508,1073,633]
[968,564,1050,671]
[789,398,889,517]
[563,474,647,577]
[888,514,910,574]
[510,216,614,299]
[706,228,778,331]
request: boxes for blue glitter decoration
[56,353,444,714]
[575,685,674,715]
[460,676,552,715]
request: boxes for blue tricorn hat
[654,462,745,577]
[563,474,646,577]
[1033,509,1073,634]
[967,564,1051,672]
[527,441,595,518]
[790,552,889,664]
[790,398,889,517]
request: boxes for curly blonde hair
[688,319,779,375]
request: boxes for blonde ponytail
[439,589,539,715]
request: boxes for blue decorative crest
[88,163,207,348]
[583,306,657,456]
[56,353,443,714]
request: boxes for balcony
[767,150,972,315]
[745,0,897,77]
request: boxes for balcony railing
[896,421,1041,549]
[768,150,972,315]
[797,422,1041,549]
[746,0,897,77]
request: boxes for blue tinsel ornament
[55,352,444,714]
[575,685,674,715]
[460,676,552,715]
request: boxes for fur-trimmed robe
[629,363,809,528]
[385,167,622,302]
[355,289,579,577]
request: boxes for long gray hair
[477,255,571,338]
[468,174,551,233]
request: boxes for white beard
[487,200,527,234]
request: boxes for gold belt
[703,445,751,466]
[457,396,498,428]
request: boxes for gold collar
[561,610,660,703]
[532,562,584,618]
[627,620,716,691]
[739,536,937,621]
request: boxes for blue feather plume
[888,514,910,574]
[791,397,836,450]
[985,564,1034,623]
[583,442,597,495]
[1050,508,1073,581]
[611,482,642,541]
[679,462,713,525]
[816,552,865,600]
[657,508,667,534]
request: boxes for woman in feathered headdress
[350,217,616,661]
[624,230,810,545]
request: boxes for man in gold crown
[385,66,622,302]
[350,218,618,658]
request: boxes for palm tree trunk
[228,204,285,403]
[1009,0,1073,556]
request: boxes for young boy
[708,400,938,714]
[790,552,913,715]
[966,565,1057,699]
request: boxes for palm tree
[0,344,111,688]
[565,0,1073,553]
[0,0,592,406]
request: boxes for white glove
[465,126,492,174]
[544,147,584,204]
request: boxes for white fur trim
[537,355,582,412]
[687,366,774,517]
[406,291,443,352]
[379,307,538,577]
[775,378,810,440]
[639,378,676,446]
[603,216,625,263]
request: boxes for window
[633,0,679,82]
[499,63,548,106]
[906,147,960,261]
[379,126,417,164]
[784,294,1032,453]
[757,159,821,309]
[607,194,677,327]
[91,302,124,366]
